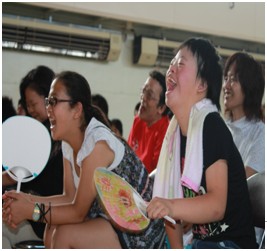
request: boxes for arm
[147,159,228,224]
[245,166,257,178]
[28,157,76,204]
[165,222,183,248]
[4,157,76,204]
[4,141,114,226]
[3,156,76,227]
[244,127,264,178]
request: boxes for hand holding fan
[94,168,175,233]
[2,116,51,192]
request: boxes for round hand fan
[94,167,176,233]
[94,167,150,233]
[3,116,51,192]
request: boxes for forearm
[28,193,74,205]
[245,166,257,178]
[165,221,183,248]
[32,202,85,226]
[4,192,85,227]
[171,194,225,224]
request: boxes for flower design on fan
[99,176,113,192]
[118,189,132,208]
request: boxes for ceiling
[2,2,265,62]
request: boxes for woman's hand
[2,190,33,228]
[2,195,16,228]
[146,197,174,220]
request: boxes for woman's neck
[173,106,191,136]
[231,107,245,121]
[66,130,85,155]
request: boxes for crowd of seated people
[2,37,264,249]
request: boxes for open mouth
[49,119,56,129]
[224,91,232,100]
[166,77,177,92]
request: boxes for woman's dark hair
[178,37,223,111]
[224,52,265,121]
[54,71,110,131]
[111,118,123,136]
[2,96,16,122]
[20,65,55,113]
[92,94,109,118]
[149,70,170,116]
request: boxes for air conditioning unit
[133,36,181,67]
[133,36,158,66]
[2,16,122,61]
[133,36,264,67]
[216,47,265,62]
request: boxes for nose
[46,103,53,115]
[223,79,231,90]
[26,105,34,115]
[167,63,175,75]
[140,92,147,102]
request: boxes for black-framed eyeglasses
[45,96,73,108]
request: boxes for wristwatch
[32,203,40,222]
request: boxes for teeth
[166,77,177,92]
[168,77,176,86]
[224,92,231,99]
[50,119,56,126]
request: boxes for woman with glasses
[3,71,165,248]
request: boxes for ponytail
[84,105,111,129]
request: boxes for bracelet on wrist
[32,202,41,222]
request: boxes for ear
[73,102,83,119]
[157,104,167,115]
[197,80,208,93]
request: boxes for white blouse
[227,117,265,173]
[62,117,125,188]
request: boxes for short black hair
[178,37,223,111]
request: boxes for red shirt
[128,115,169,173]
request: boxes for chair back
[247,173,265,229]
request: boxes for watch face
[32,203,40,222]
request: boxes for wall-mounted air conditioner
[2,16,122,61]
[216,47,265,62]
[133,36,181,67]
[133,36,264,67]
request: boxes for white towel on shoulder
[153,99,218,199]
